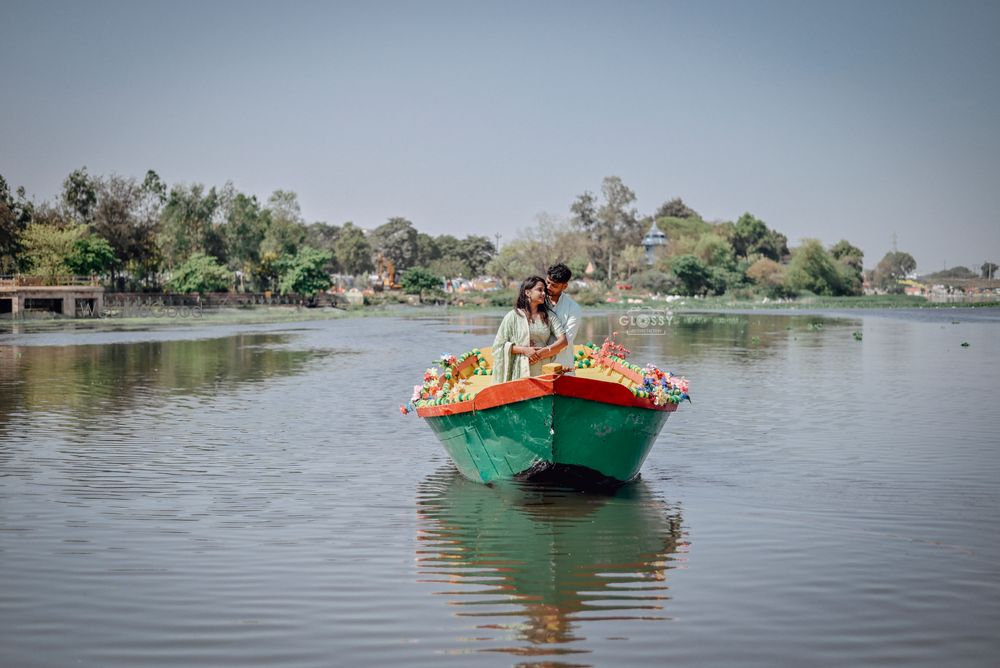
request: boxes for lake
[1,308,998,667]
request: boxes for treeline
[489,176,922,297]
[2,169,924,298]
[0,169,495,295]
[921,263,998,281]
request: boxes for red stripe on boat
[415,374,677,418]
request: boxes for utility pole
[494,233,501,253]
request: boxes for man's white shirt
[548,293,583,372]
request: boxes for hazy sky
[2,0,998,272]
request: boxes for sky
[2,0,998,272]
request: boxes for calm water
[1,309,999,667]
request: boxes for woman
[491,276,568,383]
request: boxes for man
[545,263,583,373]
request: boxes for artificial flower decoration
[401,341,690,414]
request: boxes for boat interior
[442,344,644,399]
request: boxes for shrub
[632,270,675,294]
[572,287,605,306]
[785,240,851,296]
[167,253,230,294]
[400,267,442,294]
[670,255,710,296]
[489,290,517,307]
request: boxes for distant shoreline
[2,296,998,337]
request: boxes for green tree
[731,213,788,261]
[569,191,598,234]
[90,173,163,287]
[619,245,646,280]
[746,257,791,297]
[523,215,593,276]
[486,215,589,282]
[256,251,281,292]
[456,235,496,276]
[434,234,462,258]
[670,255,710,295]
[62,167,98,224]
[785,239,851,295]
[66,235,118,276]
[400,266,442,301]
[141,170,167,204]
[261,190,307,258]
[334,223,374,276]
[20,222,84,282]
[924,266,976,280]
[830,240,864,268]
[167,252,230,293]
[0,175,34,273]
[486,239,539,283]
[415,232,441,266]
[428,257,471,279]
[222,193,268,272]
[980,262,998,279]
[654,215,713,256]
[276,247,333,297]
[830,239,864,293]
[370,217,419,270]
[159,184,223,268]
[654,197,698,220]
[873,251,917,292]
[689,233,743,294]
[633,269,676,293]
[304,222,341,272]
[694,233,735,267]
[571,176,641,283]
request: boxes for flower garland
[400,349,492,414]
[594,332,631,366]
[576,334,691,406]
[632,363,690,406]
[455,349,492,376]
[400,339,691,414]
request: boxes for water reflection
[0,333,336,433]
[416,468,686,663]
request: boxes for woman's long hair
[515,276,548,323]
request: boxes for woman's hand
[528,347,549,364]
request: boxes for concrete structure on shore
[0,277,104,318]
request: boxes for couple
[491,263,583,383]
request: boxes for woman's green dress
[491,309,565,383]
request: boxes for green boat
[413,344,688,486]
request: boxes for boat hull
[419,375,675,485]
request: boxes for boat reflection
[416,467,687,661]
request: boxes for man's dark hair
[547,263,572,283]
